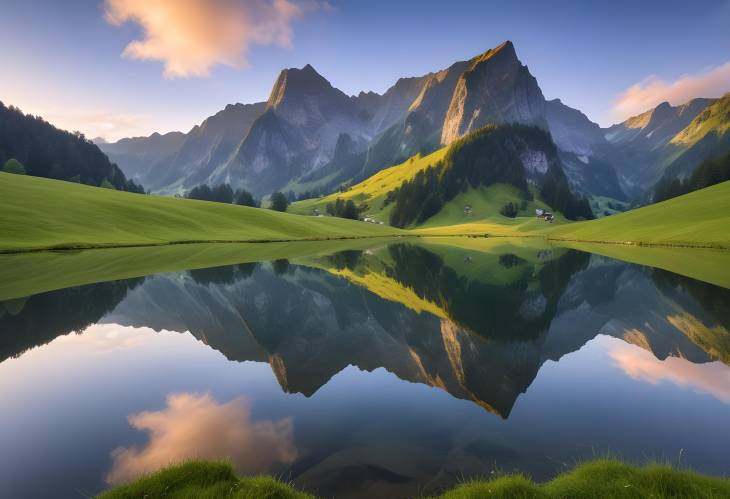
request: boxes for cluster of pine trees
[654,149,730,202]
[326,198,360,220]
[0,101,143,192]
[538,163,593,221]
[387,124,593,227]
[185,183,258,206]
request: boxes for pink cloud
[104,0,318,78]
[610,343,730,404]
[106,392,297,484]
[612,61,730,121]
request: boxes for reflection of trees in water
[187,262,260,285]
[0,277,145,362]
[384,244,590,341]
[498,253,526,268]
[272,259,291,275]
[326,250,363,271]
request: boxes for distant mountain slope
[661,94,730,182]
[0,101,142,191]
[601,96,730,193]
[605,98,714,150]
[100,131,185,181]
[104,41,622,200]
[100,102,267,193]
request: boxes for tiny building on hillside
[536,208,553,222]
[463,205,473,216]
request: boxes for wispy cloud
[106,392,297,484]
[612,61,730,121]
[103,0,327,78]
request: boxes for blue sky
[1,0,729,140]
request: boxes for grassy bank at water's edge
[0,173,401,252]
[546,181,730,249]
[3,174,730,254]
[97,459,730,499]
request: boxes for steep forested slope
[0,101,142,192]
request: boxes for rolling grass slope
[416,184,566,236]
[547,180,730,248]
[0,173,401,252]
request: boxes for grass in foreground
[97,461,313,499]
[438,459,730,498]
[97,459,730,499]
[0,173,401,252]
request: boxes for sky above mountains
[2,0,729,140]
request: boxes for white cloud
[106,392,297,484]
[103,0,318,78]
[613,61,730,121]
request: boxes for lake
[1,239,729,498]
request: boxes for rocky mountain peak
[267,64,337,109]
[441,41,546,144]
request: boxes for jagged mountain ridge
[101,41,623,199]
[601,95,730,195]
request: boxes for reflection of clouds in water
[106,392,297,484]
[610,342,730,403]
[58,323,156,353]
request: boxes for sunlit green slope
[289,147,448,222]
[547,180,730,248]
[0,173,401,252]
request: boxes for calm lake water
[2,241,730,498]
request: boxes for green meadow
[546,181,730,249]
[2,172,730,301]
[0,172,400,253]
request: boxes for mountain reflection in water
[1,241,729,498]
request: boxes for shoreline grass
[0,173,402,253]
[3,173,730,254]
[96,459,730,499]
[545,181,730,250]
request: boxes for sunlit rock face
[441,42,546,144]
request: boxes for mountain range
[97,41,730,202]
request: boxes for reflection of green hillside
[652,269,730,364]
[313,243,588,342]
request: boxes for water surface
[2,241,729,498]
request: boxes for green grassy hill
[0,173,401,252]
[547,180,730,248]
[289,147,448,222]
[419,184,566,228]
